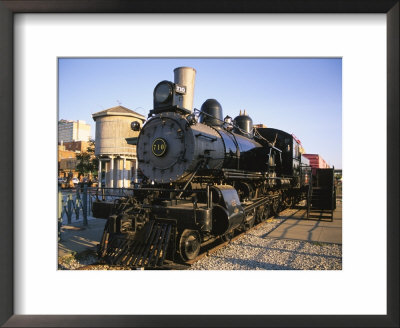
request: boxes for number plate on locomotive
[152,138,167,157]
[175,84,186,94]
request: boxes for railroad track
[186,219,272,266]
[186,206,304,267]
[76,208,299,271]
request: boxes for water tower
[92,106,145,188]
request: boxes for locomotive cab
[256,128,301,177]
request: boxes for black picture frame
[0,1,398,327]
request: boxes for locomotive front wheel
[221,230,234,242]
[179,229,201,261]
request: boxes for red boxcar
[303,154,330,176]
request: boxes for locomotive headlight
[154,81,173,104]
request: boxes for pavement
[58,218,107,257]
[266,200,342,244]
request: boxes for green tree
[76,140,98,178]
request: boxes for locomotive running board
[243,196,270,213]
[100,220,175,269]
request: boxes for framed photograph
[1,1,398,327]
[57,57,343,272]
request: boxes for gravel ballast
[190,217,342,270]
[59,213,341,271]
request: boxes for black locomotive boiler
[92,67,312,268]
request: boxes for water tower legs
[97,156,137,189]
[108,156,114,188]
[98,160,102,188]
[122,157,126,188]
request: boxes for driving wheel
[243,209,256,231]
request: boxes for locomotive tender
[93,67,312,268]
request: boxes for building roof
[92,106,146,121]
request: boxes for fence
[58,185,91,241]
[58,185,90,225]
[57,185,135,240]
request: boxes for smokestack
[174,67,196,112]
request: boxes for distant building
[58,144,78,178]
[63,140,91,153]
[92,106,145,188]
[334,169,342,180]
[58,119,91,143]
[58,141,93,178]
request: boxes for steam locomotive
[92,67,312,268]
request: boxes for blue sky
[58,58,342,169]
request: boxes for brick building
[63,140,91,153]
[58,144,78,178]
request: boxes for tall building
[58,119,91,143]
